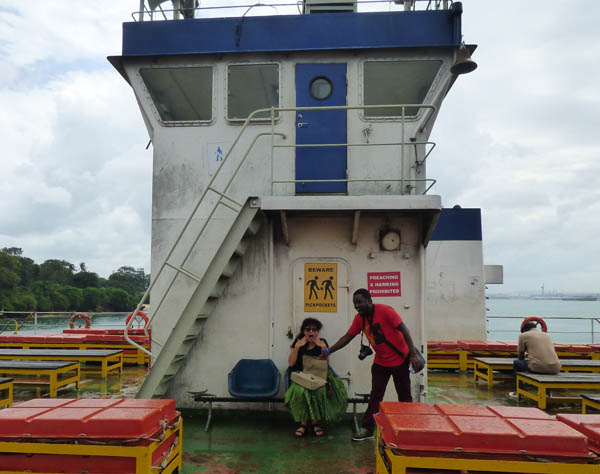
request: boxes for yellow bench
[0,420,181,474]
[0,378,12,408]
[0,349,123,378]
[516,372,600,410]
[581,394,600,413]
[375,429,597,474]
[0,361,80,397]
[474,357,600,387]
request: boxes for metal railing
[134,0,452,22]
[124,102,437,356]
[0,312,130,335]
[487,316,600,344]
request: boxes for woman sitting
[284,317,348,437]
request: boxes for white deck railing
[124,102,438,356]
[134,0,451,22]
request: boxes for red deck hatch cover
[67,399,123,408]
[15,399,76,408]
[0,398,178,440]
[508,418,589,456]
[375,402,590,457]
[488,405,553,419]
[380,401,437,415]
[557,414,600,452]
[436,404,493,417]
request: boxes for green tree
[57,286,83,309]
[108,266,148,297]
[17,257,39,287]
[0,251,20,310]
[1,247,23,256]
[39,259,75,285]
[73,270,100,289]
[82,287,106,311]
[11,289,37,311]
[104,288,133,311]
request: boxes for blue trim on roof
[430,208,482,241]
[122,3,462,56]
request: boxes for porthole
[309,77,333,100]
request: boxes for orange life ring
[521,316,547,332]
[69,312,91,329]
[126,310,149,328]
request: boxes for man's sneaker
[351,428,374,441]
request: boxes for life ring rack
[126,310,150,329]
[521,316,547,332]
[69,312,91,329]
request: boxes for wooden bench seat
[0,378,13,408]
[0,349,123,378]
[0,361,80,397]
[516,372,600,410]
[474,357,600,387]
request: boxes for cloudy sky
[1,1,598,294]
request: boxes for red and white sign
[367,272,401,297]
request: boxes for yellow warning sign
[304,262,337,312]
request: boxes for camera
[358,344,373,360]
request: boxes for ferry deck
[4,364,525,474]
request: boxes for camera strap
[361,314,407,359]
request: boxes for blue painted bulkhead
[121,4,463,56]
[430,208,483,241]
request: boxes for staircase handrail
[124,102,436,356]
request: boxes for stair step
[161,374,175,385]
[246,215,263,235]
[234,238,250,257]
[197,298,218,318]
[222,256,241,278]
[136,202,260,399]
[209,278,228,298]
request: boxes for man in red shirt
[322,288,422,441]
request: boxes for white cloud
[1,0,599,295]
[431,0,600,293]
[1,1,149,277]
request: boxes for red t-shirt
[348,304,408,367]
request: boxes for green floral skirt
[284,370,348,423]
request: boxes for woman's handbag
[290,355,328,390]
[303,355,328,380]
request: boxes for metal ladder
[136,198,263,398]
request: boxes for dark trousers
[513,359,530,372]
[362,359,412,432]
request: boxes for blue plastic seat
[228,359,281,398]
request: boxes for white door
[291,258,352,385]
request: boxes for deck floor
[6,366,591,473]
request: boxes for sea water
[5,299,600,343]
[486,298,600,344]
[7,313,129,335]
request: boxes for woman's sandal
[295,425,307,437]
[313,425,325,437]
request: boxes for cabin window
[140,66,213,123]
[363,60,441,118]
[310,77,333,100]
[227,64,279,120]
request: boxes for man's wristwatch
[323,348,331,355]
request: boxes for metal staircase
[136,199,263,398]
